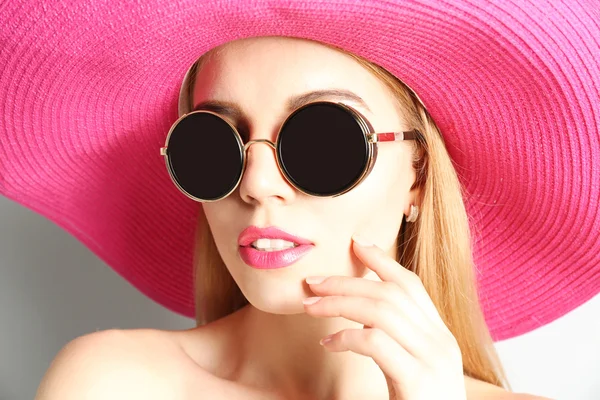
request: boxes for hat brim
[1,0,599,340]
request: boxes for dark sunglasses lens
[167,112,243,201]
[278,103,369,196]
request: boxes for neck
[232,302,389,400]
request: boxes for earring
[406,205,419,222]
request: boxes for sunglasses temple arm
[371,129,420,143]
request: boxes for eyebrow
[192,89,372,120]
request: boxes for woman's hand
[302,235,467,400]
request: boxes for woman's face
[195,36,419,314]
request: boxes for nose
[238,139,296,205]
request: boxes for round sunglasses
[160,101,421,202]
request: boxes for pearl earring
[406,205,419,222]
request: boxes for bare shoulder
[465,376,553,400]
[34,328,212,400]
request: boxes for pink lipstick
[238,226,314,269]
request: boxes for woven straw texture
[1,0,598,340]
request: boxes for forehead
[191,37,400,120]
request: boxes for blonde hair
[180,40,508,388]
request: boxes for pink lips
[238,226,314,269]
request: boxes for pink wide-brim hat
[1,0,598,341]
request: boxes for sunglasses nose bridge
[243,139,276,153]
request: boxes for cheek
[346,148,413,242]
[201,201,238,247]
[373,147,416,199]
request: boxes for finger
[304,295,435,359]
[320,327,416,386]
[306,275,437,331]
[351,234,422,291]
[351,235,443,324]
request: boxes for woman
[36,36,539,399]
[1,0,597,399]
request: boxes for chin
[233,270,314,315]
[244,293,308,315]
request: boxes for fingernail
[302,296,322,305]
[320,334,334,346]
[306,276,326,285]
[352,234,373,247]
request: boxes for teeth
[251,238,297,251]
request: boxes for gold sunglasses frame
[160,100,420,202]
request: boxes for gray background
[0,195,598,400]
